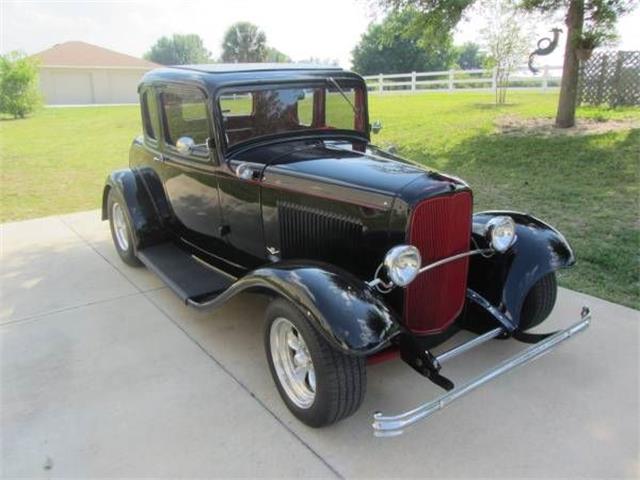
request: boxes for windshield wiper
[326,77,358,117]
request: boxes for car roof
[140,63,364,93]
[172,63,343,74]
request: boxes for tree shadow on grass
[407,127,640,307]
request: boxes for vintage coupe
[103,64,590,436]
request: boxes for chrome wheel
[270,317,316,409]
[111,202,129,251]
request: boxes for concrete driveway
[2,210,638,478]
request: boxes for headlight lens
[486,216,516,252]
[383,245,422,287]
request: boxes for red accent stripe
[404,192,473,334]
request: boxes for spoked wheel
[107,190,141,267]
[112,202,130,251]
[264,298,366,428]
[270,317,317,409]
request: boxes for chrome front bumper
[372,307,592,437]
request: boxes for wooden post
[448,70,454,91]
[411,71,416,92]
[491,67,498,92]
[542,65,549,91]
[612,52,624,107]
[378,73,384,94]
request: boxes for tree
[352,10,457,75]
[371,0,635,127]
[522,0,633,127]
[265,47,291,63]
[456,42,487,69]
[480,1,534,104]
[221,22,267,63]
[0,51,42,119]
[144,34,211,65]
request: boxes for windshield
[218,81,366,149]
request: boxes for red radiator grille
[404,191,473,334]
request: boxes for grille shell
[404,192,473,334]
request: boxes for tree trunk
[555,0,584,128]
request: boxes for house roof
[33,41,159,69]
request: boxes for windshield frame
[214,79,369,154]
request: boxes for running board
[137,243,233,303]
[372,307,591,437]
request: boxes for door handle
[153,155,164,163]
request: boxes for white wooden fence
[362,65,562,94]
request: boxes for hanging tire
[518,273,558,331]
[107,190,142,267]
[264,298,366,428]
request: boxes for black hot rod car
[103,64,590,436]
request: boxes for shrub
[0,51,42,119]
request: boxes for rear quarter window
[141,91,156,140]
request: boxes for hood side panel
[261,177,394,280]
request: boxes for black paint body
[102,65,575,356]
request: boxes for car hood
[233,139,465,203]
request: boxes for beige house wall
[39,67,151,105]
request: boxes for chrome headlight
[383,245,422,287]
[485,216,516,252]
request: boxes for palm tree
[221,22,267,63]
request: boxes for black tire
[264,298,366,428]
[518,273,558,331]
[107,189,142,267]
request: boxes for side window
[160,87,210,157]
[141,90,156,141]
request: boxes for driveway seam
[141,290,345,480]
[60,215,344,479]
[0,290,150,328]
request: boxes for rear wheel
[107,190,141,267]
[264,298,366,427]
[518,273,558,331]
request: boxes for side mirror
[176,136,195,155]
[371,120,383,135]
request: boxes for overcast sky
[1,0,639,68]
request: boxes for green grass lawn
[1,91,638,308]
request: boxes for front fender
[102,169,167,249]
[468,211,575,328]
[191,261,402,356]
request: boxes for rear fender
[468,211,575,328]
[191,261,402,356]
[102,169,168,249]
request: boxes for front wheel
[264,298,366,428]
[518,272,558,331]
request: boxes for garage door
[107,71,143,103]
[50,71,93,104]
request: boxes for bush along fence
[362,65,562,94]
[578,51,640,107]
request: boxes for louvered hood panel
[278,202,364,261]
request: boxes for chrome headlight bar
[369,215,518,292]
